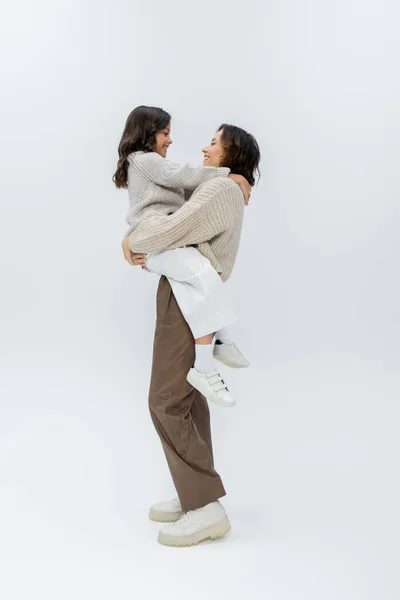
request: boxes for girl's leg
[146,248,239,406]
[193,333,215,373]
[147,248,249,370]
[146,247,238,339]
[195,334,214,344]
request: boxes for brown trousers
[148,276,226,511]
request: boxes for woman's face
[154,123,173,158]
[202,129,226,167]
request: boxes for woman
[123,122,260,547]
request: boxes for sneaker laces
[177,511,193,527]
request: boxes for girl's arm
[132,152,230,189]
[129,179,243,254]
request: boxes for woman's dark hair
[218,124,261,186]
[113,105,171,188]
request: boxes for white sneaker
[149,497,184,523]
[158,501,231,547]
[187,368,236,408]
[214,341,250,368]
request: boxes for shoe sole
[214,354,250,369]
[149,508,184,523]
[186,372,236,408]
[157,516,232,547]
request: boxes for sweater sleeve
[132,152,230,189]
[129,180,236,253]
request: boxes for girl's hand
[228,174,252,205]
[122,236,147,266]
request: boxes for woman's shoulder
[197,176,242,197]
[191,177,243,210]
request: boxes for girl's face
[202,129,226,167]
[154,124,172,158]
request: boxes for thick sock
[194,344,216,373]
[215,326,234,346]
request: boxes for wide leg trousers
[148,276,226,511]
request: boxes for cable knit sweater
[129,178,244,282]
[125,151,230,235]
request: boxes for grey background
[0,0,399,598]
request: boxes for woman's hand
[122,236,147,267]
[228,174,252,205]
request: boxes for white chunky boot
[149,497,184,523]
[158,501,231,547]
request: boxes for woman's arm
[129,179,243,254]
[132,152,230,189]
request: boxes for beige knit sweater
[129,178,244,282]
[125,151,230,236]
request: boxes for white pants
[146,247,238,339]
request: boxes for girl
[114,105,254,407]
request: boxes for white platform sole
[158,516,232,547]
[149,507,184,523]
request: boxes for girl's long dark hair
[218,124,261,186]
[113,105,171,189]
